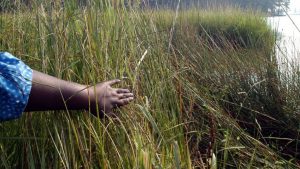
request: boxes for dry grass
[0,1,300,168]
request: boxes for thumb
[106,79,121,86]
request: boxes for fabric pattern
[0,52,32,121]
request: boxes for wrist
[64,84,91,111]
[82,85,97,112]
[84,85,104,117]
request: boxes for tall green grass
[1,0,300,168]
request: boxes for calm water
[268,15,300,65]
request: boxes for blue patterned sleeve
[0,52,33,121]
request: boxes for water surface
[268,15,300,65]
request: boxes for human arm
[25,70,134,117]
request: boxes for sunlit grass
[0,0,300,168]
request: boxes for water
[267,15,300,67]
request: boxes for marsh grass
[0,0,300,168]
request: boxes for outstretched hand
[89,79,134,117]
[25,70,134,118]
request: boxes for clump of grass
[0,0,300,168]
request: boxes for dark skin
[25,70,134,117]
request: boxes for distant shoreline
[269,13,300,17]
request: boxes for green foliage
[0,1,300,168]
[144,0,290,14]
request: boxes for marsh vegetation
[0,0,300,168]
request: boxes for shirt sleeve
[0,52,33,121]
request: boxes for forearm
[25,70,91,112]
[24,69,134,116]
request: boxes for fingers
[115,97,134,106]
[106,79,121,86]
[116,88,130,93]
[118,93,134,99]
[122,97,134,104]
